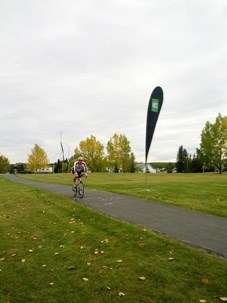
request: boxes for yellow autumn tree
[77,135,106,172]
[107,133,131,172]
[27,144,49,172]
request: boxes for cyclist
[72,156,88,188]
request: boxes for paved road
[5,174,227,259]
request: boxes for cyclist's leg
[73,172,79,191]
[78,180,84,198]
[75,172,80,183]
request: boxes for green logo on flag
[151,98,159,112]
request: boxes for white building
[136,163,157,173]
[36,167,53,173]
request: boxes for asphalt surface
[4,174,227,259]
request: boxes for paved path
[5,174,227,259]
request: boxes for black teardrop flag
[145,86,164,164]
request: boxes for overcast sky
[1,0,227,164]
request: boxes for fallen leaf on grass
[106,286,111,290]
[201,278,209,285]
[21,259,26,263]
[28,249,33,253]
[69,218,76,224]
[168,257,175,261]
[82,277,89,281]
[199,300,207,303]
[49,282,54,286]
[220,298,227,302]
[139,243,145,249]
[138,276,146,281]
[7,288,13,296]
[101,239,109,243]
[119,292,125,297]
[102,265,113,270]
[117,260,123,263]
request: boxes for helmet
[78,156,83,161]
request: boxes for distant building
[136,163,157,173]
[36,167,53,173]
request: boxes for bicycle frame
[73,177,84,199]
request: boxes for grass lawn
[0,175,227,303]
[18,172,227,217]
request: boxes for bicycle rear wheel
[77,181,84,198]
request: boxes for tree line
[1,113,227,174]
[175,113,227,174]
[6,133,137,174]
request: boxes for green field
[18,172,227,217]
[1,174,227,303]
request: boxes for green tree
[0,154,10,173]
[27,144,49,172]
[107,133,132,172]
[54,159,62,173]
[74,135,105,172]
[167,162,174,173]
[176,145,188,173]
[9,162,26,174]
[129,152,136,173]
[190,149,204,173]
[200,113,227,174]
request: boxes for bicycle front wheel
[77,181,84,199]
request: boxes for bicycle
[72,177,84,199]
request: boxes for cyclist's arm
[83,163,88,176]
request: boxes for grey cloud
[1,0,227,163]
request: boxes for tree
[107,133,132,172]
[190,149,204,173]
[74,135,105,172]
[27,144,49,172]
[128,152,136,173]
[54,159,62,173]
[200,113,227,174]
[9,162,26,174]
[0,154,10,173]
[176,145,188,173]
[167,162,174,173]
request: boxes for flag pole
[145,161,148,189]
[60,131,65,173]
